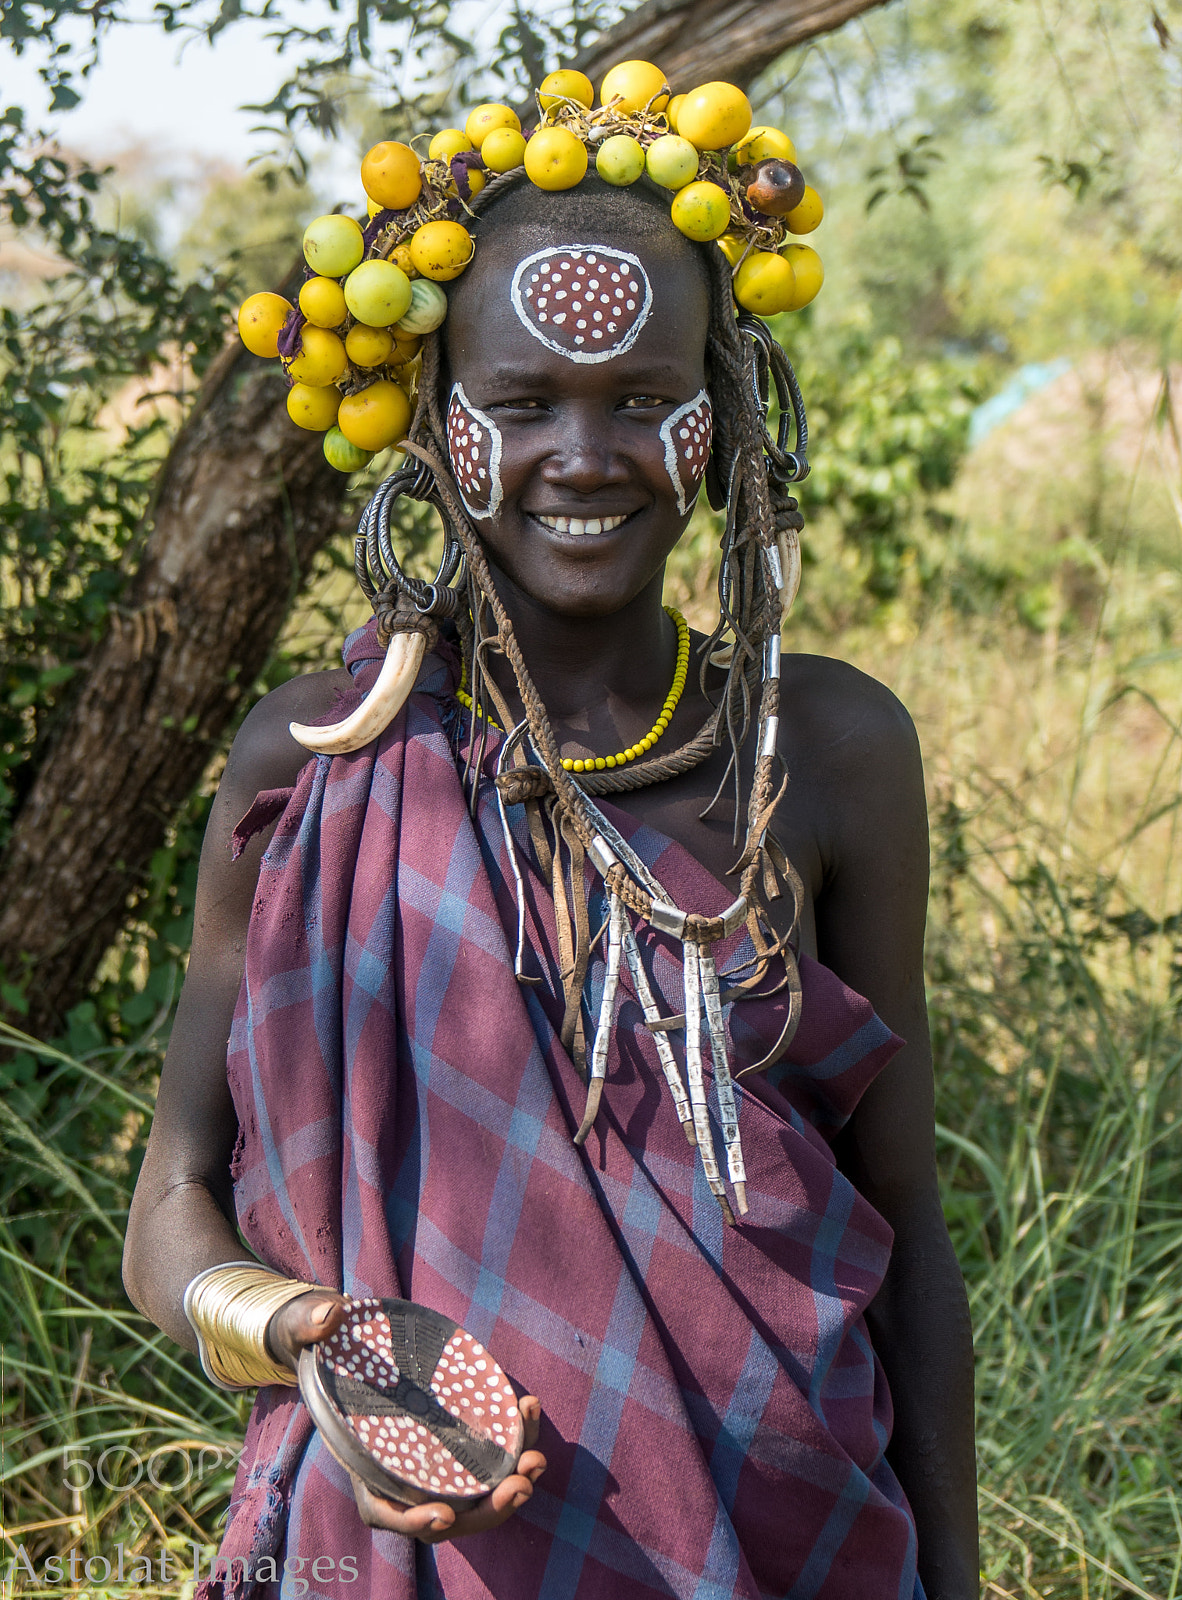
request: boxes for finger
[267,1292,348,1369]
[351,1478,455,1537]
[519,1395,542,1451]
[517,1449,547,1484]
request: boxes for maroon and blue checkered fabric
[199,623,922,1600]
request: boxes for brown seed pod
[743,159,806,217]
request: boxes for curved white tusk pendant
[289,630,427,755]
[777,528,801,620]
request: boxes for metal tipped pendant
[699,947,748,1215]
[574,893,625,1146]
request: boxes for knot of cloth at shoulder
[494,766,554,806]
[374,591,442,652]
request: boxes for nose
[538,403,631,495]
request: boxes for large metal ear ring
[290,455,464,756]
[737,313,809,486]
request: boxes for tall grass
[3,579,1181,1596]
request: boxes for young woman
[124,150,977,1600]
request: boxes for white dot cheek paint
[445,383,504,521]
[660,390,713,517]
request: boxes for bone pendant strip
[574,892,624,1147]
[621,926,697,1145]
[699,946,748,1216]
[683,941,733,1223]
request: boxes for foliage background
[2,1,1182,1595]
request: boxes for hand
[266,1290,350,1374]
[349,1396,546,1544]
[266,1295,547,1543]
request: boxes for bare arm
[122,668,350,1348]
[808,671,978,1600]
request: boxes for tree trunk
[0,0,891,1037]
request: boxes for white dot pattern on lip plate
[321,1298,524,1502]
[660,390,713,516]
[446,384,503,522]
[510,246,653,364]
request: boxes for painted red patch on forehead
[661,390,713,515]
[446,384,502,520]
[510,246,653,363]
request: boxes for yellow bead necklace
[456,605,690,773]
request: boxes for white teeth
[535,514,627,536]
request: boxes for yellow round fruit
[465,103,521,149]
[781,244,824,308]
[360,142,422,211]
[524,125,588,191]
[345,324,395,368]
[428,128,472,160]
[344,259,413,328]
[409,220,474,281]
[390,331,422,365]
[237,292,292,357]
[645,133,699,190]
[716,233,747,266]
[675,82,752,150]
[481,126,527,172]
[302,215,365,278]
[736,124,796,165]
[367,195,382,219]
[538,68,594,110]
[390,243,417,277]
[463,166,486,197]
[670,179,731,240]
[732,250,796,316]
[323,426,373,473]
[298,276,348,328]
[286,325,348,385]
[337,380,412,452]
[287,382,341,431]
[599,60,669,113]
[596,133,645,186]
[786,185,824,234]
[666,93,685,132]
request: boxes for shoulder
[779,652,921,782]
[215,667,353,829]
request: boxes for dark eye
[619,395,668,411]
[492,397,548,411]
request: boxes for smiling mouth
[532,513,630,537]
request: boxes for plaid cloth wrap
[201,620,922,1600]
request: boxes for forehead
[445,233,710,386]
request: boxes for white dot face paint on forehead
[510,245,654,363]
[446,383,504,521]
[661,390,713,516]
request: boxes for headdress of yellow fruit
[234,60,824,473]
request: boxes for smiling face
[442,183,713,620]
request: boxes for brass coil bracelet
[183,1261,327,1391]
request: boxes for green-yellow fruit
[596,134,645,186]
[732,250,796,316]
[287,382,341,431]
[323,426,374,472]
[428,128,472,160]
[538,69,594,110]
[644,134,699,190]
[396,278,448,336]
[286,326,347,386]
[237,292,292,357]
[302,214,365,278]
[670,179,731,240]
[298,276,348,328]
[343,259,413,327]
